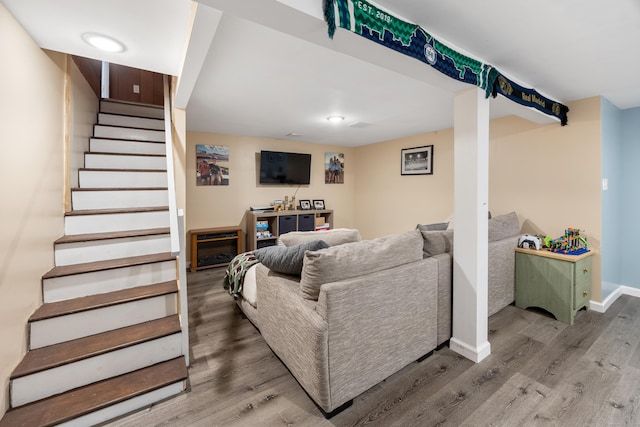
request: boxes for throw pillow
[488,212,520,242]
[300,229,423,300]
[253,240,329,275]
[419,230,454,257]
[278,228,361,247]
[416,222,448,231]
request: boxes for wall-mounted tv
[259,150,311,185]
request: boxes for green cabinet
[515,248,593,325]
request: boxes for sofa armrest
[432,253,452,345]
[255,264,330,409]
[315,257,439,409]
[488,235,519,316]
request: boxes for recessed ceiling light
[82,33,126,53]
[327,116,345,123]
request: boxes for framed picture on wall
[324,152,344,184]
[196,144,230,185]
[401,145,433,175]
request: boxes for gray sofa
[247,229,451,415]
[417,211,521,316]
[237,213,518,415]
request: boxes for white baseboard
[590,285,640,313]
[450,337,491,363]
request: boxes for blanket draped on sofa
[223,252,259,299]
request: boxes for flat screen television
[259,150,311,185]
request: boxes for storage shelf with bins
[189,226,242,271]
[246,209,333,251]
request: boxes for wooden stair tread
[43,252,175,279]
[100,111,164,120]
[101,98,164,109]
[85,151,166,157]
[54,227,170,244]
[30,281,178,322]
[0,357,187,427]
[71,187,168,192]
[65,206,169,216]
[12,316,181,378]
[94,123,165,131]
[79,167,166,172]
[89,137,165,144]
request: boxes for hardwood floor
[106,268,640,426]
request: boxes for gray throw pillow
[253,240,329,275]
[419,230,454,257]
[416,222,448,231]
[488,212,520,242]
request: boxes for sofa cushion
[488,212,520,242]
[279,228,361,247]
[299,229,423,300]
[253,240,329,275]
[419,230,454,257]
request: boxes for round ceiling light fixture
[326,115,345,123]
[82,33,126,53]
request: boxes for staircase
[0,99,188,427]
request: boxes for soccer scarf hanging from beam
[323,0,569,125]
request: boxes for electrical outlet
[133,84,140,94]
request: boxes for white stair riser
[94,125,164,143]
[64,211,169,235]
[54,235,171,266]
[57,382,185,427]
[11,334,182,407]
[98,113,164,130]
[90,138,166,155]
[100,101,164,119]
[72,189,169,211]
[84,153,167,171]
[43,260,176,303]
[30,294,178,349]
[79,170,167,188]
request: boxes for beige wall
[186,132,356,262]
[68,57,99,198]
[0,4,66,416]
[489,97,603,300]
[353,130,454,239]
[353,97,603,300]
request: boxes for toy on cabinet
[547,228,589,255]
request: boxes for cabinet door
[298,214,315,231]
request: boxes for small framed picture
[299,199,312,210]
[401,145,433,175]
[313,199,325,210]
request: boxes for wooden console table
[189,226,242,271]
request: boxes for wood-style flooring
[106,268,640,426]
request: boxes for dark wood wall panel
[72,56,101,98]
[109,63,164,106]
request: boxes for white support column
[450,87,491,363]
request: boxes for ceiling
[3,0,640,147]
